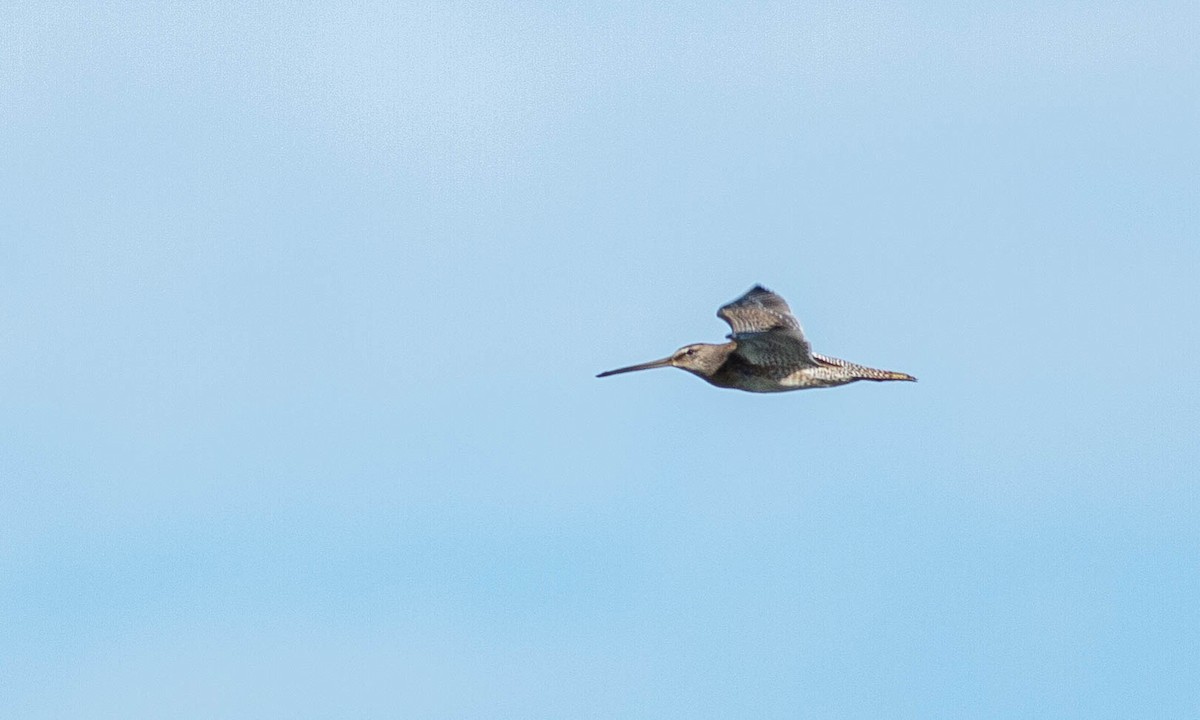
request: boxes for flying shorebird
[597,285,916,392]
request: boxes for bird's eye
[685,348,696,356]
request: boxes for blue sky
[2,2,1197,718]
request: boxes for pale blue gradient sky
[2,3,1198,718]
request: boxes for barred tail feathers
[813,353,917,382]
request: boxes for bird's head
[597,343,728,379]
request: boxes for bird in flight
[597,285,916,393]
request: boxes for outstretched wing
[717,285,816,369]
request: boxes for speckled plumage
[597,285,916,393]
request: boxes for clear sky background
[2,3,1197,718]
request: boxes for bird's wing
[717,285,817,368]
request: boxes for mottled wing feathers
[717,285,800,334]
[718,285,816,368]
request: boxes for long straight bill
[596,356,673,378]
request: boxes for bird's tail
[857,367,917,382]
[814,354,917,382]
